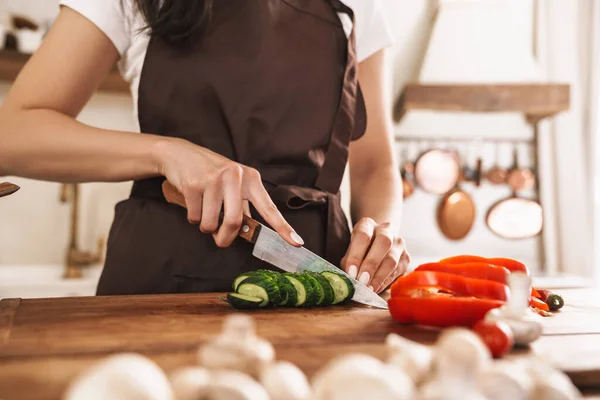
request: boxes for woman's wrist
[150,136,180,178]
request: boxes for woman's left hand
[341,218,410,294]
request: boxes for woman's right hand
[154,138,304,248]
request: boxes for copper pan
[0,182,20,198]
[414,148,460,195]
[436,149,476,241]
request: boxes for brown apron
[97,0,367,295]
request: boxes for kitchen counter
[2,288,600,400]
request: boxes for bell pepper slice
[530,296,550,312]
[532,287,541,298]
[486,258,529,275]
[388,296,504,327]
[439,255,529,275]
[415,262,509,284]
[390,271,509,301]
[439,255,488,264]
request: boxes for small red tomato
[473,320,514,358]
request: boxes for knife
[0,182,20,198]
[162,181,388,309]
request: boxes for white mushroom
[385,333,433,384]
[418,329,491,400]
[485,273,543,346]
[207,370,270,400]
[198,315,275,378]
[63,353,173,400]
[526,362,582,400]
[312,353,415,400]
[477,360,533,400]
[260,361,312,400]
[169,367,210,400]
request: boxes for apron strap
[314,0,367,195]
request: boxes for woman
[0,0,409,295]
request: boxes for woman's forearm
[350,164,403,230]
[0,107,164,183]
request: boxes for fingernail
[290,231,304,245]
[368,285,374,291]
[348,265,358,279]
[359,271,370,286]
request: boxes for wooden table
[2,289,600,400]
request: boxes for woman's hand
[154,138,304,248]
[341,218,410,294]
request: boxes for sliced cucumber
[302,273,323,306]
[233,274,252,291]
[283,274,307,307]
[321,271,355,304]
[226,293,264,309]
[294,273,319,307]
[275,274,296,306]
[232,270,277,291]
[236,276,281,307]
[304,271,334,306]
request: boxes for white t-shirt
[59,0,394,130]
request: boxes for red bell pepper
[486,258,529,275]
[390,271,509,301]
[439,255,488,265]
[531,296,550,312]
[532,287,541,298]
[388,296,504,327]
[415,262,509,284]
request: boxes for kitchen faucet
[60,183,105,279]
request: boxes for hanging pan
[486,145,542,239]
[436,146,476,241]
[414,144,460,195]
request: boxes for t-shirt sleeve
[351,0,395,63]
[59,0,132,56]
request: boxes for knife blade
[162,181,388,309]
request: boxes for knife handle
[161,180,262,243]
[0,182,20,198]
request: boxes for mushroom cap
[260,361,312,400]
[208,370,270,400]
[169,367,210,400]
[434,329,492,375]
[312,354,414,400]
[63,353,173,400]
[478,361,533,400]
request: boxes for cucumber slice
[226,293,264,309]
[293,273,319,307]
[233,274,252,291]
[283,274,307,307]
[275,274,296,306]
[232,270,277,291]
[321,271,355,304]
[304,271,334,306]
[302,273,323,306]
[236,276,281,307]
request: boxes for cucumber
[321,271,355,304]
[236,276,281,307]
[233,274,252,291]
[226,293,264,309]
[275,274,297,306]
[302,273,323,306]
[283,273,318,307]
[232,270,277,291]
[294,273,319,307]
[304,271,334,306]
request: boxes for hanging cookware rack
[394,83,570,273]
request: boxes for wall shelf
[0,50,129,94]
[395,83,570,123]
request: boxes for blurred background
[0,0,597,298]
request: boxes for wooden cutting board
[1,289,600,400]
